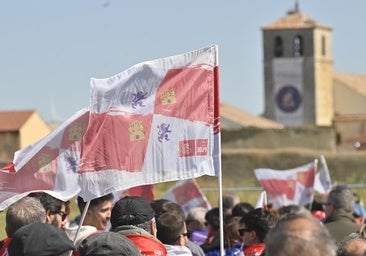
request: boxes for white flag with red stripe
[0,108,89,210]
[160,179,211,215]
[254,161,316,209]
[78,45,220,201]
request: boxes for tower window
[322,36,326,56]
[274,36,283,57]
[293,35,303,57]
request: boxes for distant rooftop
[262,3,331,30]
[0,110,35,132]
[333,72,366,97]
[220,102,283,130]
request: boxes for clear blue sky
[1,1,365,123]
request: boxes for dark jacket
[324,209,360,242]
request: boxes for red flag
[160,179,211,215]
[254,161,316,209]
[129,185,155,201]
[0,109,89,210]
[79,45,220,201]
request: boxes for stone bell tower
[262,4,334,127]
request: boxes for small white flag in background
[160,179,211,215]
[78,45,221,201]
[255,191,268,209]
[314,155,332,194]
[254,161,316,209]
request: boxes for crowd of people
[1,185,366,256]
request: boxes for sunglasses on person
[238,228,252,236]
[54,210,67,221]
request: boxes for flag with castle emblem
[0,108,89,210]
[254,161,316,209]
[79,45,220,201]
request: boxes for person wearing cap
[8,222,75,256]
[323,185,360,242]
[156,212,192,256]
[78,231,141,256]
[110,196,167,256]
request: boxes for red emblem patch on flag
[179,140,195,157]
[196,139,208,156]
[179,139,208,157]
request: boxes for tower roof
[262,9,331,31]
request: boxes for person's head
[6,196,46,237]
[204,207,220,233]
[231,202,254,218]
[156,212,188,246]
[150,199,184,218]
[185,206,207,232]
[78,193,114,230]
[325,185,355,217]
[37,193,70,228]
[222,192,240,216]
[337,233,366,256]
[239,208,278,245]
[231,202,255,228]
[8,222,75,256]
[110,196,156,235]
[265,214,337,256]
[277,204,311,219]
[78,231,141,256]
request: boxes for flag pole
[309,159,319,211]
[314,158,319,173]
[213,44,225,256]
[218,170,225,255]
[68,200,91,256]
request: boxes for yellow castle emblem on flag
[68,122,83,141]
[38,153,52,173]
[129,120,145,141]
[160,89,176,105]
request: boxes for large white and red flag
[0,108,89,210]
[78,45,220,201]
[160,179,211,215]
[254,161,316,209]
[314,155,332,194]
